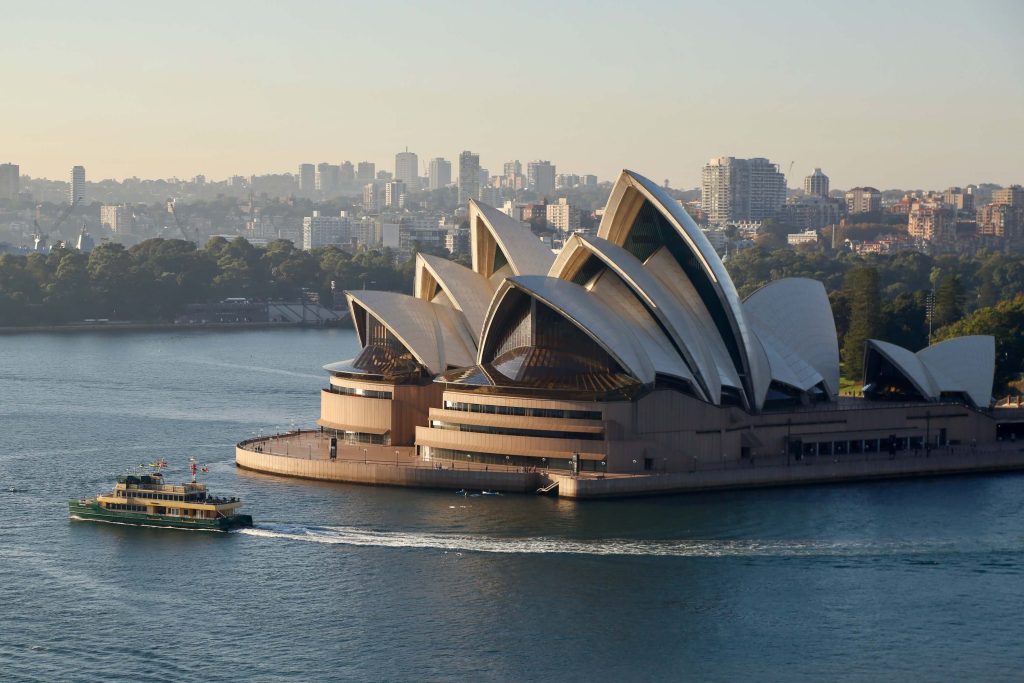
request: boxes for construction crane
[31,197,81,251]
[166,199,199,243]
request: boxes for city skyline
[2,1,1022,189]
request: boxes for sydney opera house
[304,169,1015,483]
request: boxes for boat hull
[69,500,252,532]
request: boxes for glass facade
[325,385,393,400]
[429,420,604,441]
[426,447,604,473]
[443,400,602,420]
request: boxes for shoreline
[0,320,353,334]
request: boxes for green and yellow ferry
[69,468,253,532]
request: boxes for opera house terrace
[236,170,1024,498]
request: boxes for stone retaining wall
[235,447,539,493]
[554,447,1024,498]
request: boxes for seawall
[552,447,1024,498]
[235,446,540,493]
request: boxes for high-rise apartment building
[100,204,133,234]
[545,197,580,233]
[503,160,524,192]
[356,162,376,183]
[384,180,406,209]
[395,150,418,186]
[992,185,1024,207]
[339,161,355,187]
[943,187,974,213]
[977,203,1020,240]
[317,163,341,196]
[302,211,349,250]
[803,168,829,198]
[298,164,316,195]
[527,160,556,198]
[700,157,786,225]
[907,201,955,243]
[428,157,451,190]
[69,165,86,204]
[845,187,882,215]
[362,182,383,212]
[0,163,19,200]
[458,151,480,204]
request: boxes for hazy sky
[3,0,1022,189]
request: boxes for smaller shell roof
[415,253,494,345]
[917,336,994,407]
[480,275,656,384]
[865,339,937,399]
[469,200,555,277]
[743,278,840,397]
[346,290,474,374]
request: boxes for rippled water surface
[2,329,1023,681]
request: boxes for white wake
[236,523,956,558]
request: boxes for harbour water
[1,329,1023,681]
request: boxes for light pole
[786,419,792,467]
[925,411,931,458]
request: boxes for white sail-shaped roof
[550,233,721,402]
[644,247,742,392]
[917,336,994,407]
[414,253,494,346]
[744,278,840,397]
[597,169,771,410]
[479,275,656,384]
[469,200,555,279]
[587,270,700,394]
[864,339,938,399]
[346,290,475,374]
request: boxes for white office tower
[428,157,451,190]
[69,165,86,204]
[395,150,419,185]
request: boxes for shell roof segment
[479,275,656,385]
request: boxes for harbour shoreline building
[238,169,1024,497]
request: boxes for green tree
[932,274,965,328]
[841,266,882,380]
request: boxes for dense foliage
[0,237,446,325]
[1,238,1022,392]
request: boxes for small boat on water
[69,461,252,532]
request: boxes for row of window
[118,490,192,502]
[792,435,934,458]
[443,400,601,421]
[325,385,393,400]
[429,420,604,441]
[324,428,391,446]
[106,504,147,512]
[426,447,604,473]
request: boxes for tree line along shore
[1,236,1022,391]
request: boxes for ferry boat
[69,463,252,531]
